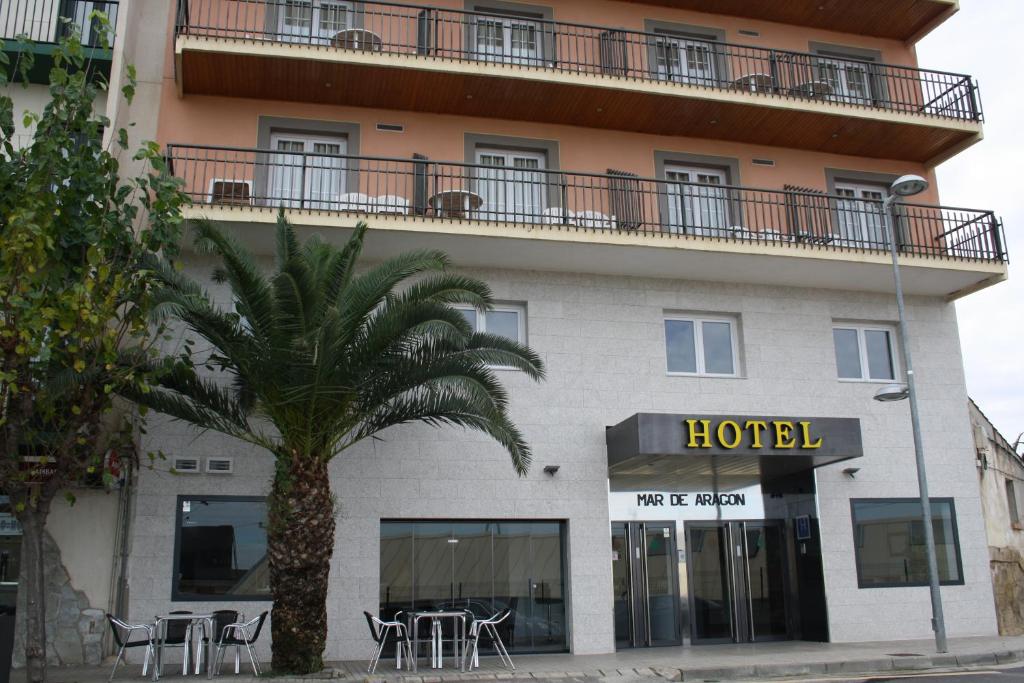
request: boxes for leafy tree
[132,215,544,673]
[0,24,188,683]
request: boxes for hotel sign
[684,418,826,452]
[607,413,863,461]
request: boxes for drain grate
[887,653,925,657]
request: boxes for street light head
[873,383,910,402]
[890,174,929,197]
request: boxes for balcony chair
[194,610,239,675]
[374,195,411,215]
[105,615,155,682]
[338,192,375,212]
[541,207,575,226]
[209,611,268,678]
[364,611,413,673]
[574,210,616,229]
[461,608,514,671]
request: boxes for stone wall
[12,532,106,668]
[990,546,1024,636]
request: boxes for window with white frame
[664,315,739,376]
[832,324,897,381]
[455,303,527,345]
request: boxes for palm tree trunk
[267,454,336,674]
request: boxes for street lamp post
[875,174,948,653]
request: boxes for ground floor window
[173,496,270,600]
[380,520,567,653]
[850,498,964,588]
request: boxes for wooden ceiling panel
[180,51,974,163]
[615,0,956,42]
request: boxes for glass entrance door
[611,521,681,648]
[686,521,789,643]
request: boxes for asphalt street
[766,665,1024,683]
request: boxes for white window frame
[832,323,899,383]
[454,303,527,369]
[664,314,740,378]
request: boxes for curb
[664,647,1024,681]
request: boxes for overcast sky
[916,1,1023,444]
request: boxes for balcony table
[429,190,484,219]
[732,73,774,93]
[794,80,834,99]
[332,28,383,52]
[152,613,215,681]
[406,610,467,673]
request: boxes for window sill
[666,372,744,379]
[837,378,900,385]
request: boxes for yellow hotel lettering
[685,418,823,450]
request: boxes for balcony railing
[174,0,982,122]
[166,144,1007,263]
[1,0,118,48]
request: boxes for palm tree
[133,214,544,673]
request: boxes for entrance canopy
[606,413,863,492]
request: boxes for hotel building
[4,0,1014,665]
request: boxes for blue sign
[795,515,811,541]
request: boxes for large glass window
[851,498,963,588]
[174,496,270,600]
[380,520,567,653]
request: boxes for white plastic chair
[374,195,411,215]
[575,211,616,229]
[541,207,575,225]
[338,192,375,212]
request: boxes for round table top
[333,28,383,49]
[429,190,484,211]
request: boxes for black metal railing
[1,0,118,48]
[166,144,1007,263]
[174,0,982,122]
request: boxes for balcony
[613,1,958,43]
[167,144,1007,299]
[174,0,981,164]
[1,0,119,83]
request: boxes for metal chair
[156,610,194,677]
[461,608,514,671]
[209,611,268,678]
[194,610,240,675]
[105,615,155,681]
[364,611,413,673]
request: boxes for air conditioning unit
[172,457,201,474]
[205,457,234,475]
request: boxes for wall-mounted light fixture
[843,467,860,479]
[543,465,560,476]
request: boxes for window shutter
[784,184,831,242]
[607,169,644,231]
[413,154,429,215]
[417,10,434,55]
[599,30,629,76]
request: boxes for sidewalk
[23,635,1024,683]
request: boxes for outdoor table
[429,190,483,219]
[333,28,383,52]
[407,610,467,672]
[795,80,834,99]
[153,613,214,681]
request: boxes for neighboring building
[95,0,1020,662]
[969,399,1024,636]
[0,0,163,672]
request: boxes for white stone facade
[126,258,998,660]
